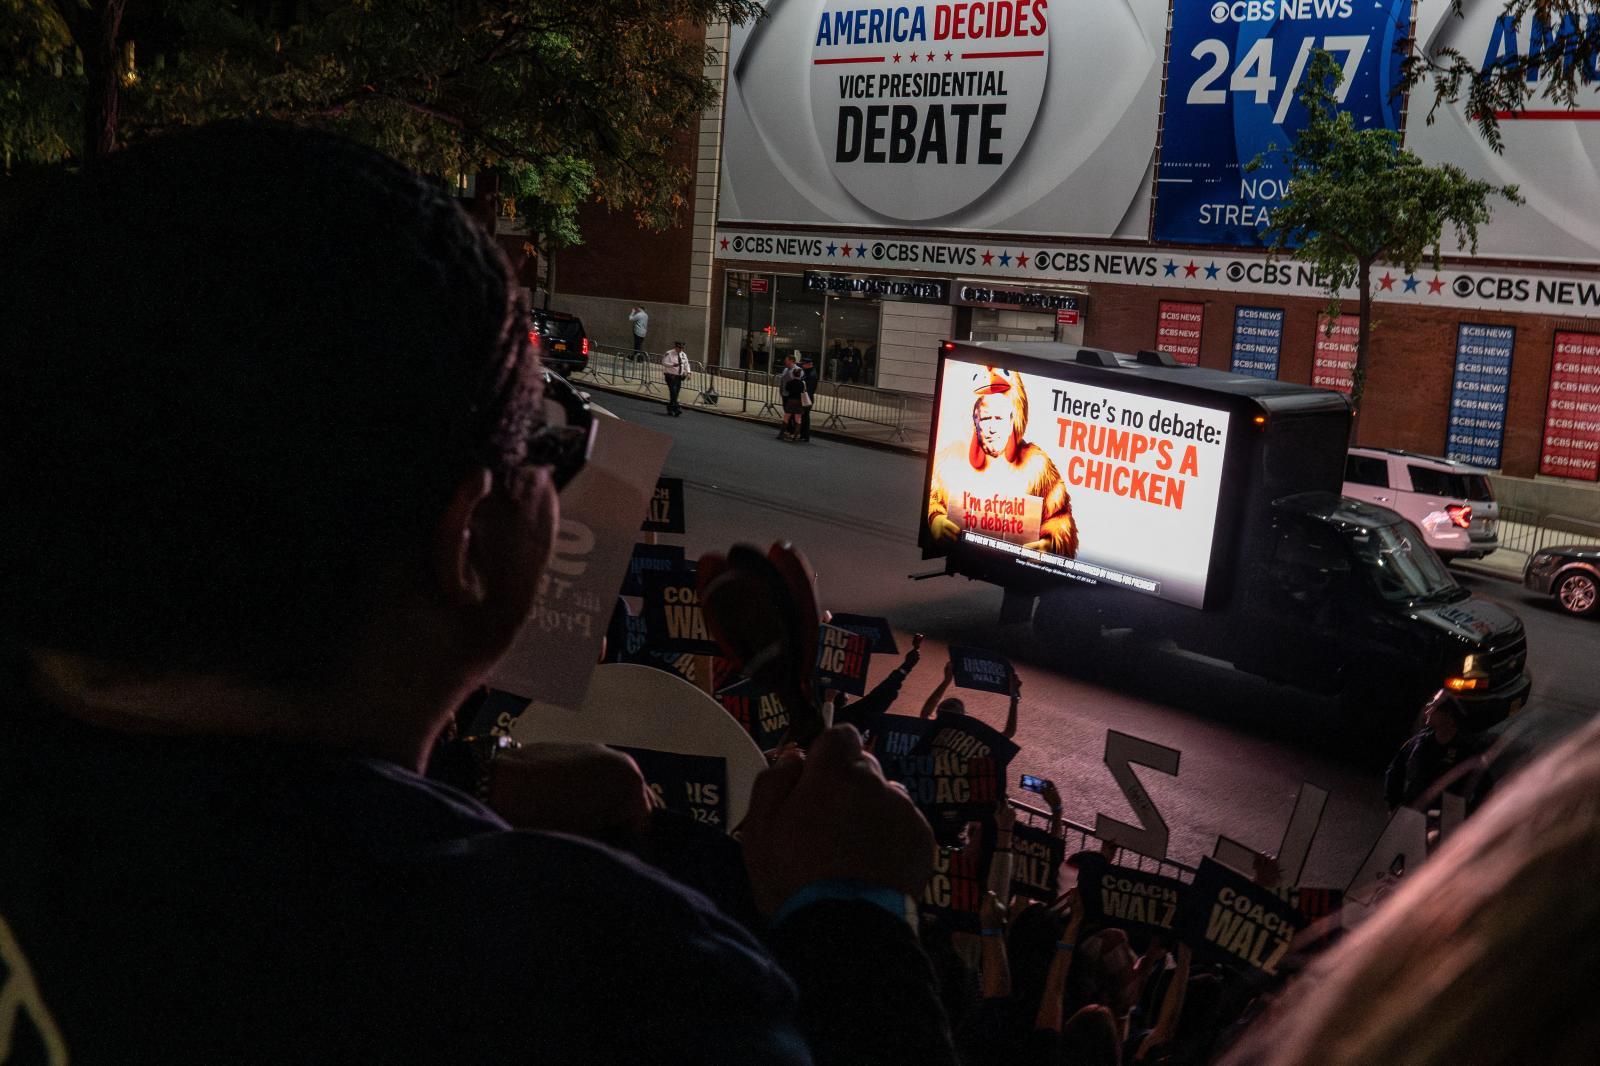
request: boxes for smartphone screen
[1020,774,1047,794]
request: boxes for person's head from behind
[1061,1004,1122,1066]
[1423,690,1465,740]
[1221,713,1600,1066]
[936,696,966,717]
[0,122,555,760]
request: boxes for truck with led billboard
[920,342,1531,737]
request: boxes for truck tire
[1339,675,1423,761]
[1032,593,1106,662]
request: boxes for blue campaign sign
[1229,306,1285,378]
[1154,0,1410,247]
[1447,323,1515,469]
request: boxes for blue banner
[1154,0,1410,247]
[1447,323,1514,469]
[1229,305,1285,378]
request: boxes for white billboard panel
[1405,0,1600,264]
[720,0,1169,238]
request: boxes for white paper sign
[490,414,673,709]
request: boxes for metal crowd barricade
[585,342,660,393]
[816,382,909,442]
[1009,798,1198,884]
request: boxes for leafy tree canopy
[1407,0,1600,151]
[1,0,761,248]
[1253,49,1519,424]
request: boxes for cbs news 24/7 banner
[924,356,1231,608]
[720,0,1169,238]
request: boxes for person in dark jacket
[799,354,820,441]
[1384,691,1494,814]
[0,122,956,1066]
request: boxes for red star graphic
[981,250,994,265]
[944,51,953,61]
[1016,253,1030,268]
[892,53,901,63]
[719,237,728,250]
[1427,276,1444,294]
[1184,262,1199,277]
[839,243,852,257]
[927,52,935,62]
[1378,272,1394,291]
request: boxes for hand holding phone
[1020,773,1051,794]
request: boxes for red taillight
[1446,504,1472,529]
[582,337,589,356]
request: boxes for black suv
[528,309,589,375]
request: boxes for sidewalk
[1453,550,1527,584]
[577,347,932,455]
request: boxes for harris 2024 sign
[1154,0,1411,246]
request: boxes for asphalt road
[598,390,1597,887]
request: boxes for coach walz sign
[803,271,950,304]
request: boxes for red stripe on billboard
[1312,314,1359,395]
[813,56,884,65]
[1540,331,1600,481]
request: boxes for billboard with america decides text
[720,0,1171,239]
[922,350,1235,608]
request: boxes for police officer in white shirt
[661,341,691,416]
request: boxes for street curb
[1452,559,1525,584]
[575,377,931,459]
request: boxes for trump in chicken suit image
[928,366,1078,556]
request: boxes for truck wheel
[1339,678,1421,762]
[1555,569,1598,617]
[1032,595,1106,662]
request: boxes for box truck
[920,341,1531,739]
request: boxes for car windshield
[1343,520,1463,603]
[1407,465,1494,501]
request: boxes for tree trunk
[75,0,127,162]
[542,246,556,310]
[1351,257,1373,444]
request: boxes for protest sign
[1177,858,1302,982]
[826,612,900,655]
[875,714,1017,819]
[815,624,871,696]
[605,599,707,689]
[1342,805,1428,928]
[1008,824,1066,903]
[620,543,687,597]
[920,826,997,933]
[641,476,686,534]
[1213,782,1330,889]
[866,713,932,759]
[509,663,767,830]
[713,657,791,751]
[949,645,1013,695]
[490,414,671,709]
[1094,731,1180,860]
[641,567,719,655]
[613,746,728,829]
[1072,852,1184,937]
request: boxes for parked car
[528,308,589,376]
[1524,545,1600,617]
[1342,448,1499,561]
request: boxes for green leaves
[1252,49,1519,422]
[3,0,761,246]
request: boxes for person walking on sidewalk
[628,305,649,354]
[662,341,691,417]
[799,354,819,442]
